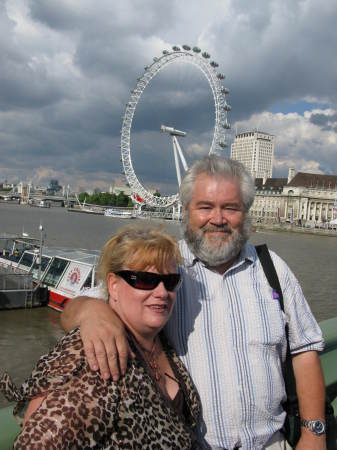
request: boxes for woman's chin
[143,311,171,331]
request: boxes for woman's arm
[61,297,133,380]
[23,395,46,426]
[16,391,96,449]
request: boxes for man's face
[183,173,250,267]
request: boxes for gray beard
[183,216,251,267]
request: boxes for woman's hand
[62,297,134,380]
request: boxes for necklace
[139,338,162,382]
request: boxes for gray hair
[179,155,255,211]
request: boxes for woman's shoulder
[0,328,88,421]
[31,328,85,381]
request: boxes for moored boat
[0,234,99,311]
[42,247,99,311]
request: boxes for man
[62,155,326,450]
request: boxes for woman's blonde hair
[97,225,181,294]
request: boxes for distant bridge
[0,192,21,201]
[0,192,77,206]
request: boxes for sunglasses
[115,270,182,292]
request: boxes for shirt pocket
[246,285,287,347]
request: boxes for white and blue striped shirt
[83,240,324,450]
[164,240,324,449]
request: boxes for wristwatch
[300,418,326,436]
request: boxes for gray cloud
[309,113,337,132]
[0,0,337,193]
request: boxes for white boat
[104,208,135,219]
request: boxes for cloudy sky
[1,0,337,195]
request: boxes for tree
[78,192,88,203]
[116,191,128,207]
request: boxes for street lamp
[38,224,44,283]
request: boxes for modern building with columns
[251,169,337,224]
[280,172,337,224]
[250,177,287,222]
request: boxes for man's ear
[107,273,118,302]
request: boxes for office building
[231,131,274,179]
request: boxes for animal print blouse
[0,328,201,449]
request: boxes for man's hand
[295,429,326,450]
[61,297,133,380]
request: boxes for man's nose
[210,208,226,224]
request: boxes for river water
[1,203,336,407]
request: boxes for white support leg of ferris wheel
[173,137,182,186]
[172,135,188,172]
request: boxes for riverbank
[255,222,337,237]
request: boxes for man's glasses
[115,270,182,292]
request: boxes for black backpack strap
[255,244,297,403]
[255,244,284,311]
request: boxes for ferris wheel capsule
[172,45,181,51]
[193,46,201,53]
[210,61,219,68]
[217,73,225,80]
[162,50,169,55]
[223,103,231,111]
[182,45,191,51]
[221,87,230,94]
[202,52,210,58]
[223,122,231,130]
[219,141,228,148]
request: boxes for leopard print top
[0,328,201,449]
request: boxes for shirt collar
[180,239,256,272]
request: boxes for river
[0,203,336,407]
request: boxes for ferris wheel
[120,44,231,208]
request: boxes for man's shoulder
[80,282,108,300]
[251,242,295,288]
[178,238,187,251]
[178,239,195,265]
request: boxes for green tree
[78,192,88,203]
[116,191,128,206]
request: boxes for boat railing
[0,271,34,291]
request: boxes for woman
[0,226,200,449]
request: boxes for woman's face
[107,259,178,339]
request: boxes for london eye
[120,45,231,208]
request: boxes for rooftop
[288,172,337,189]
[255,178,287,190]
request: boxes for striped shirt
[83,240,324,450]
[164,240,324,449]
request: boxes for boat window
[82,270,92,289]
[18,252,34,270]
[31,256,52,280]
[42,258,69,287]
